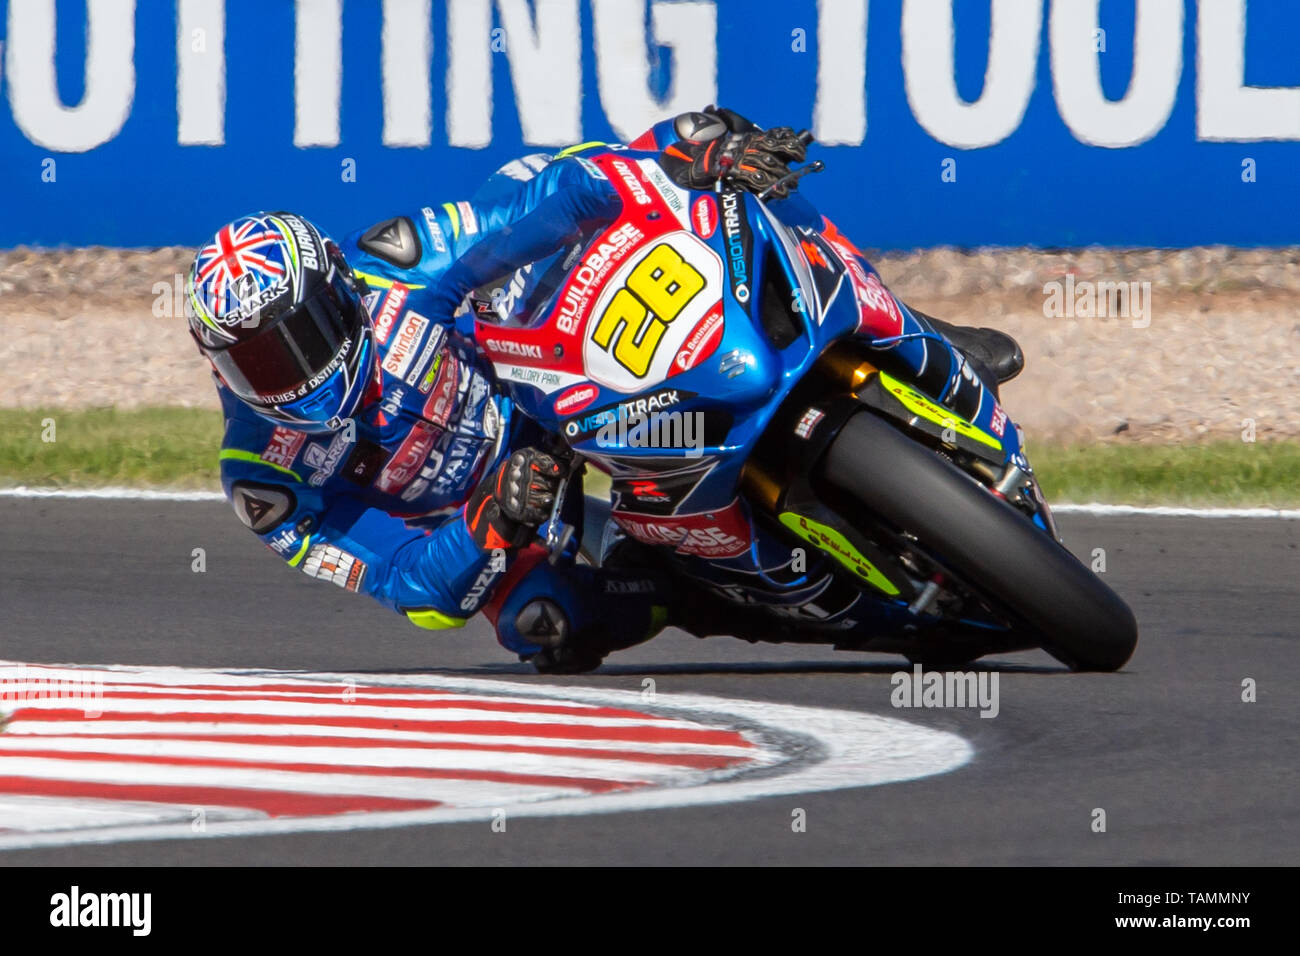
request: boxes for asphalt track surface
[1,498,1296,865]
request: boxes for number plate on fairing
[582,232,724,394]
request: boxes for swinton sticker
[692,195,718,239]
[554,383,600,416]
[382,311,430,379]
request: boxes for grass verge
[1029,441,1300,507]
[0,407,224,489]
[1,407,1296,506]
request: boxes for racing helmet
[186,212,376,433]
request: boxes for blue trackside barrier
[0,0,1295,249]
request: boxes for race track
[1,498,1296,865]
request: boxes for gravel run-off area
[2,245,1298,444]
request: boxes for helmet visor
[209,272,364,406]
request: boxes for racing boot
[916,311,1024,387]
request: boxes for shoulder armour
[358,216,422,268]
[230,481,297,534]
[673,111,727,144]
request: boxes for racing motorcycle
[471,142,1139,671]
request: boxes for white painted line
[2,487,1295,518]
[0,486,223,501]
[1053,503,1300,519]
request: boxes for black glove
[664,109,809,198]
[464,448,567,551]
[724,127,808,197]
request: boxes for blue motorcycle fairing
[492,147,1030,630]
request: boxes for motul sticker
[373,284,409,345]
[692,195,717,239]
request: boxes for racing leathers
[216,109,1022,671]
[216,134,682,664]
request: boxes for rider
[187,107,1023,673]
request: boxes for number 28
[591,243,705,378]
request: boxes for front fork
[742,340,1059,541]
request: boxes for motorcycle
[470,140,1138,671]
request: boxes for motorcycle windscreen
[471,239,588,327]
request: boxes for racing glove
[662,108,809,198]
[464,448,568,551]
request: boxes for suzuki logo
[718,349,755,379]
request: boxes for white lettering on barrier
[3,2,1296,158]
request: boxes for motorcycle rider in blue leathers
[188,107,1023,673]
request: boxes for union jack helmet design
[186,212,376,433]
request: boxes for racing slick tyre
[819,410,1139,672]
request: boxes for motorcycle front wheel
[817,410,1139,671]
